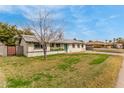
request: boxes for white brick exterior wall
[67,44,86,53]
[27,51,65,57]
[20,39,28,56]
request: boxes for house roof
[22,35,38,43]
[22,35,83,44]
[86,41,105,45]
[86,41,113,45]
[51,39,84,44]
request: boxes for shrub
[50,47,64,51]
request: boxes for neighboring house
[20,35,86,57]
[86,41,105,48]
[104,43,113,48]
[115,43,124,49]
[86,41,113,50]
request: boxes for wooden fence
[0,45,23,56]
[16,46,23,56]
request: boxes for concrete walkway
[116,56,124,88]
[84,51,124,88]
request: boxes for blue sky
[0,5,124,41]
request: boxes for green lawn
[0,53,123,88]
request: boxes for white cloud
[95,14,120,27]
[0,5,120,40]
[66,6,96,37]
[0,5,67,20]
[0,6,16,13]
[18,6,67,22]
[109,15,119,19]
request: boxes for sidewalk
[84,51,124,56]
[116,58,124,88]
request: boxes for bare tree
[28,9,64,59]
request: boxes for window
[34,43,43,49]
[82,44,84,48]
[72,44,75,48]
[56,44,60,47]
[77,44,80,48]
[50,43,54,47]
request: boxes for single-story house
[20,35,86,57]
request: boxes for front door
[64,44,68,52]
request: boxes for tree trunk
[43,44,47,60]
[44,49,47,59]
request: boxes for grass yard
[0,53,123,88]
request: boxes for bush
[50,47,64,51]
